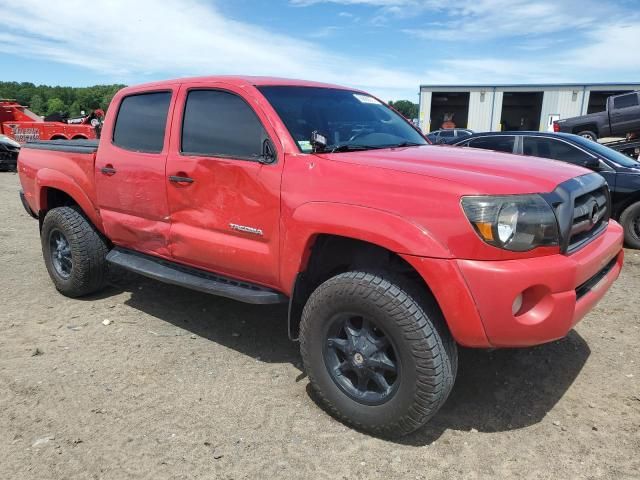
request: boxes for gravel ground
[1,171,639,479]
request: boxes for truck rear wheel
[620,201,640,249]
[577,130,598,141]
[299,271,457,438]
[41,206,109,297]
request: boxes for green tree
[29,94,45,115]
[46,97,66,116]
[389,100,419,120]
[0,81,125,116]
[68,100,82,117]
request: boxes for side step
[106,247,288,305]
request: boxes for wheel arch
[614,193,640,220]
[287,233,446,341]
[36,169,104,232]
[572,123,599,136]
[283,203,452,341]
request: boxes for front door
[95,89,176,257]
[165,84,284,288]
[610,92,640,135]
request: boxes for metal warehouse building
[419,83,640,134]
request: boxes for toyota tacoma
[17,76,624,437]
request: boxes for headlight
[461,194,559,251]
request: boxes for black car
[452,131,640,248]
[426,128,473,145]
[0,134,20,171]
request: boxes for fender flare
[36,168,104,232]
[280,201,450,292]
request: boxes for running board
[106,247,287,305]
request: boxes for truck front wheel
[299,271,457,438]
[41,206,109,297]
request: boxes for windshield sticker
[297,140,313,152]
[353,94,380,105]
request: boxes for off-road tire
[299,271,457,438]
[41,206,109,297]
[577,130,598,141]
[620,201,640,249]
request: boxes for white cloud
[290,0,418,6]
[565,22,640,73]
[0,0,637,103]
[0,0,425,100]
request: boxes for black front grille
[567,186,609,252]
[543,173,611,254]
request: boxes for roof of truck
[123,76,359,92]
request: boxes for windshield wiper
[328,141,424,153]
[386,141,424,148]
[329,144,380,153]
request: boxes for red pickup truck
[18,76,624,437]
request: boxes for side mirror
[582,157,601,171]
[310,130,327,152]
[258,138,277,164]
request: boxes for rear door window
[522,137,593,164]
[113,92,171,153]
[181,89,267,159]
[467,136,515,153]
[613,93,639,109]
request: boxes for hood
[318,145,589,195]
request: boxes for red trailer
[0,99,102,143]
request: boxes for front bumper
[402,221,624,348]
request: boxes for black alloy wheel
[49,229,73,279]
[324,313,400,406]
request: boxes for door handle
[168,175,194,184]
[101,165,116,176]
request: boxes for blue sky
[0,0,639,100]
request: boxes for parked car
[554,91,640,141]
[453,131,640,247]
[0,133,20,171]
[18,77,623,438]
[426,128,473,144]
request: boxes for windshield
[571,136,639,168]
[258,86,427,152]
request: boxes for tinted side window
[113,92,171,153]
[613,93,639,109]
[468,136,515,153]
[182,90,266,159]
[522,137,592,164]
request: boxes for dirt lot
[1,172,639,480]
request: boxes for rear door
[164,83,284,287]
[521,136,617,189]
[609,93,640,136]
[95,88,177,257]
